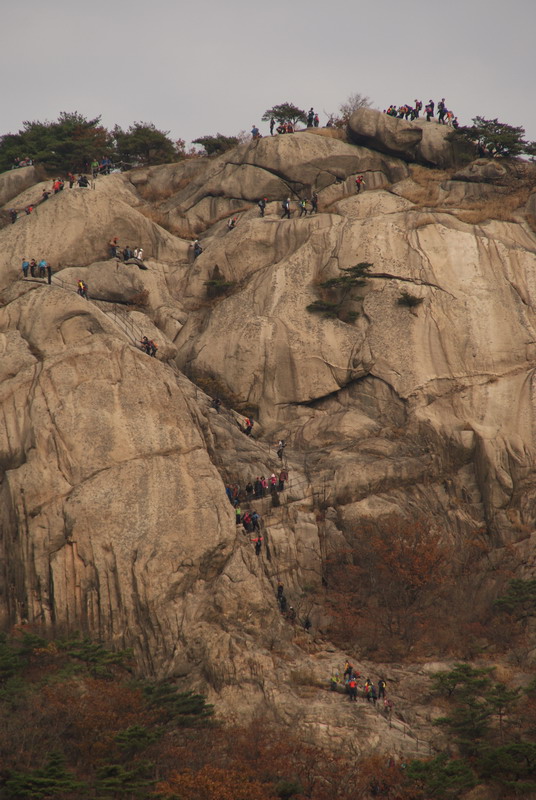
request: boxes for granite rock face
[1,131,536,753]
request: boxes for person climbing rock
[251,125,260,139]
[355,175,366,194]
[310,191,318,214]
[10,209,17,224]
[21,259,29,278]
[378,678,386,699]
[251,510,260,532]
[258,198,267,217]
[78,174,89,187]
[281,197,291,219]
[77,279,89,299]
[276,440,286,460]
[437,98,446,124]
[235,506,242,525]
[278,468,288,491]
[277,582,284,600]
[348,677,358,702]
[245,481,253,498]
[227,216,238,230]
[270,474,277,491]
[193,240,203,259]
[260,476,268,496]
[244,417,253,436]
[211,397,222,413]
[307,107,315,127]
[38,259,47,278]
[298,198,308,217]
[46,263,52,284]
[314,113,319,128]
[252,536,263,555]
[149,340,157,357]
[29,259,37,277]
[270,118,275,136]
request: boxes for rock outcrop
[1,129,536,754]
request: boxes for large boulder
[0,165,42,207]
[348,108,456,168]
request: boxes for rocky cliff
[1,111,536,755]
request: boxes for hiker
[355,175,365,194]
[307,107,315,127]
[38,259,47,278]
[29,259,37,277]
[276,440,286,460]
[242,511,253,533]
[140,336,151,355]
[330,674,339,692]
[254,477,263,498]
[270,474,277,491]
[149,340,157,357]
[109,237,119,258]
[21,259,29,278]
[298,198,308,217]
[344,662,353,681]
[251,510,260,532]
[414,99,422,118]
[258,198,267,217]
[310,191,318,214]
[378,678,386,699]
[67,172,75,188]
[137,247,144,261]
[244,417,253,436]
[46,263,52,284]
[251,125,260,139]
[41,189,50,202]
[279,594,287,613]
[287,606,296,622]
[437,98,446,124]
[77,280,89,299]
[281,197,291,219]
[10,209,17,224]
[348,678,358,702]
[270,118,275,136]
[245,481,253,498]
[91,159,99,178]
[193,240,203,259]
[25,205,34,215]
[277,582,284,600]
[123,245,132,261]
[211,397,222,413]
[253,536,262,556]
[227,216,238,230]
[78,174,89,187]
[278,468,288,491]
[314,113,319,128]
[370,683,378,705]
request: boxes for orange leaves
[156,766,275,800]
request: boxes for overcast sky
[2,0,535,147]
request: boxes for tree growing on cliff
[0,111,113,173]
[113,122,180,166]
[192,133,239,156]
[449,116,536,158]
[261,102,307,127]
[331,92,373,128]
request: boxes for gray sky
[2,0,536,147]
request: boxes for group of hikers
[21,258,52,282]
[8,173,93,223]
[331,662,393,713]
[109,237,144,262]
[385,98,458,127]
[139,336,158,357]
[225,468,289,508]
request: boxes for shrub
[397,290,424,309]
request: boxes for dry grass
[453,188,531,224]
[401,165,452,208]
